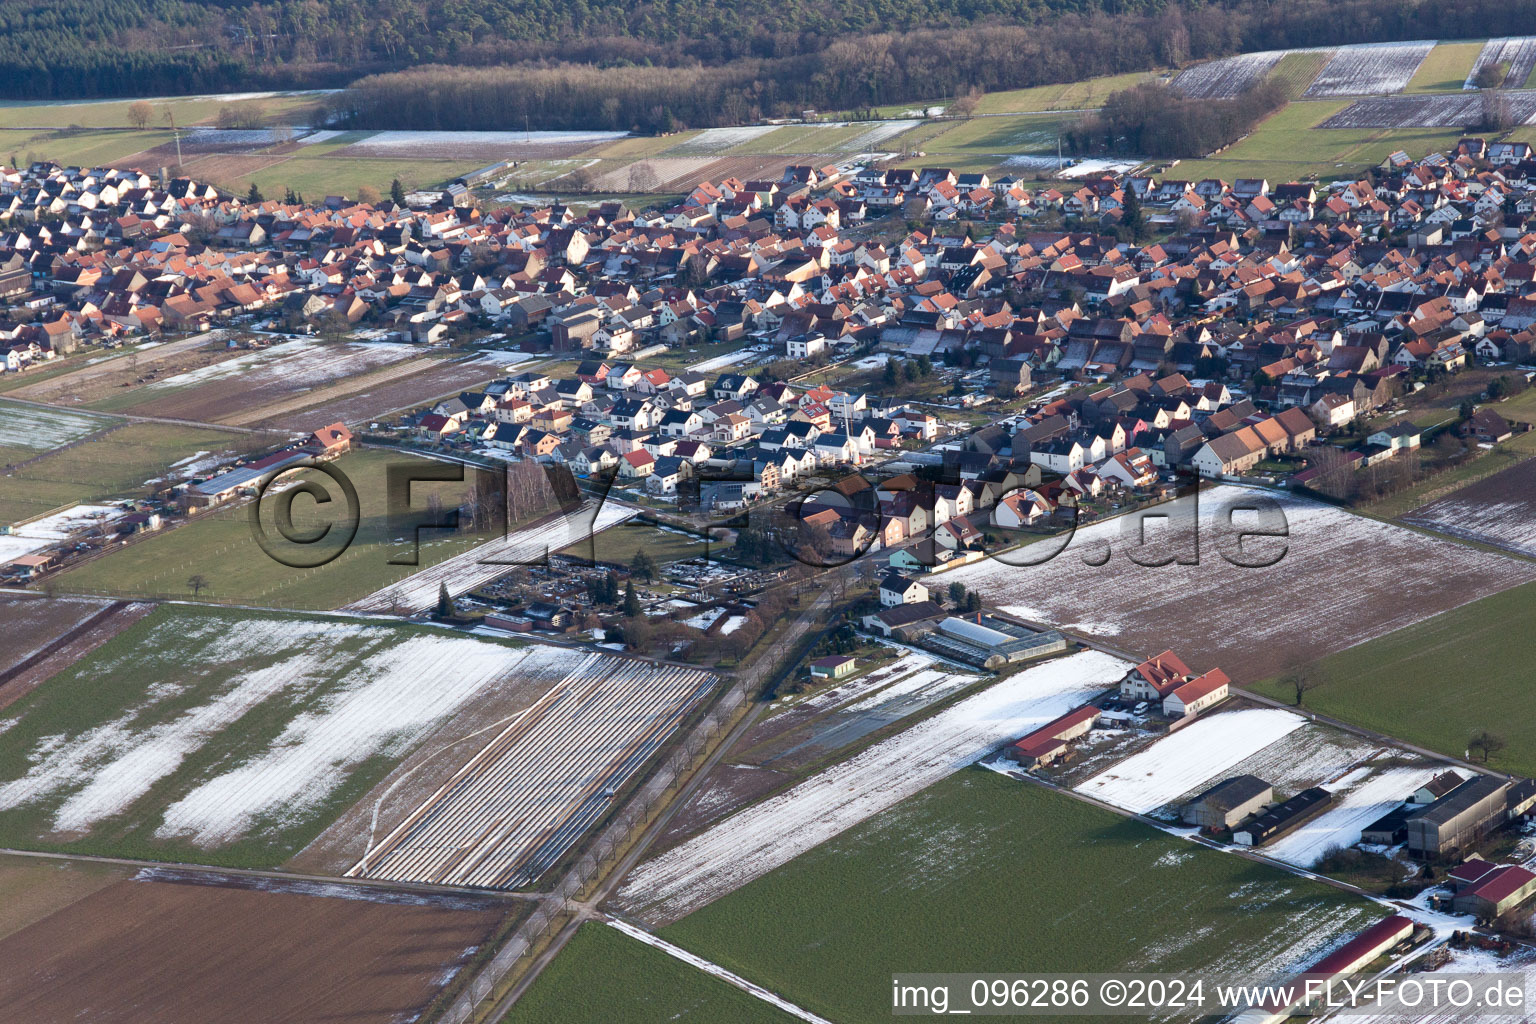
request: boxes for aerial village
[4,136,1536,1009]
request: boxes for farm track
[350,656,718,889]
[0,846,537,904]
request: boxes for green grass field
[1404,41,1484,93]
[975,71,1166,114]
[1170,99,1471,185]
[0,93,326,130]
[58,447,493,609]
[561,520,712,568]
[1251,581,1536,777]
[0,127,173,169]
[658,772,1382,1024]
[1,421,259,527]
[0,605,526,867]
[1269,51,1331,99]
[502,923,796,1024]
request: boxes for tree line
[1064,79,1290,159]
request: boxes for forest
[13,0,1536,144]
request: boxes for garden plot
[1401,459,1536,557]
[613,649,1130,924]
[344,497,638,614]
[1262,764,1448,868]
[1174,50,1300,99]
[1465,37,1536,89]
[1304,41,1437,97]
[943,484,1536,682]
[1074,707,1306,814]
[0,399,116,455]
[1319,91,1536,129]
[0,608,534,861]
[350,652,716,889]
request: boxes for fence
[432,676,752,1024]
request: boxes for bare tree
[127,101,154,130]
[627,161,660,192]
[187,574,210,597]
[1278,658,1326,707]
[1468,730,1507,764]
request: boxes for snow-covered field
[1319,91,1536,129]
[1304,41,1437,97]
[1174,50,1296,99]
[1403,492,1536,557]
[344,498,638,613]
[0,400,115,454]
[0,615,528,846]
[666,125,780,155]
[351,653,716,889]
[0,504,125,559]
[944,485,1536,681]
[346,129,627,155]
[1465,37,1536,90]
[140,339,418,393]
[1262,765,1447,868]
[840,120,920,152]
[613,650,1130,923]
[1074,708,1306,814]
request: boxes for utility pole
[167,111,184,175]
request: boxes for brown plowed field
[250,354,504,430]
[0,869,512,1024]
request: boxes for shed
[1182,775,1273,830]
[810,655,857,680]
[1233,787,1333,846]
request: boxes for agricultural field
[1250,580,1536,778]
[1403,41,1485,93]
[350,652,716,889]
[0,605,557,866]
[1175,49,1300,100]
[56,447,500,609]
[1304,41,1437,98]
[1464,37,1536,90]
[0,595,114,680]
[613,650,1130,924]
[1318,90,1536,129]
[0,866,512,1024]
[0,92,328,131]
[975,71,1166,114]
[0,421,263,527]
[944,484,1536,682]
[1167,99,1471,185]
[503,922,798,1024]
[1401,457,1536,556]
[86,338,425,421]
[655,771,1384,1024]
[248,349,512,431]
[0,399,118,464]
[4,334,229,408]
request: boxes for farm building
[1231,916,1418,1024]
[6,553,51,579]
[1162,669,1230,718]
[921,615,1067,669]
[809,655,857,680]
[1233,787,1333,846]
[860,600,945,640]
[1406,775,1511,858]
[1182,775,1273,829]
[180,449,312,508]
[1507,779,1536,818]
[1410,771,1466,805]
[1451,863,1536,919]
[1119,649,1193,701]
[1004,705,1100,770]
[1360,805,1418,846]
